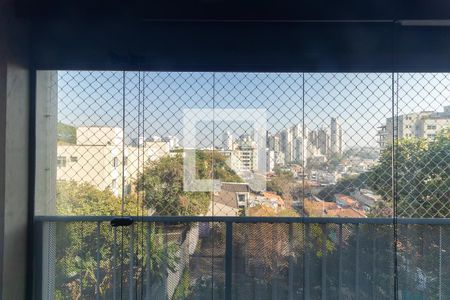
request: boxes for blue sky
[57,71,450,149]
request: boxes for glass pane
[396,73,450,218]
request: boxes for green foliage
[327,153,344,170]
[367,128,450,218]
[310,224,336,258]
[186,275,224,299]
[56,181,140,216]
[317,173,369,201]
[267,170,303,205]
[146,223,181,282]
[195,150,243,182]
[343,147,379,160]
[57,122,76,144]
[54,221,182,299]
[136,151,242,216]
[172,269,191,300]
[55,181,181,299]
[267,169,292,192]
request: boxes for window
[37,71,450,219]
[57,156,66,168]
[237,194,247,206]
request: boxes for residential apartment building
[57,126,170,196]
[230,139,258,174]
[378,106,450,147]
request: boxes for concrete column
[35,71,58,216]
[0,1,30,299]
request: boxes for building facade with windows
[57,126,170,196]
[378,106,450,147]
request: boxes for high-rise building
[308,128,330,156]
[222,131,233,150]
[267,133,284,171]
[317,128,330,155]
[330,117,343,155]
[293,137,308,164]
[266,150,275,173]
[268,133,280,153]
[280,128,292,164]
[291,124,308,163]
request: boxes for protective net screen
[39,221,450,299]
[35,71,450,218]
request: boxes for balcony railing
[34,216,450,300]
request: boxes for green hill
[57,123,76,144]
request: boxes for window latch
[110,217,134,227]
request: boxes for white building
[230,146,258,174]
[226,135,258,175]
[378,106,450,147]
[222,131,233,150]
[77,126,123,146]
[268,133,280,153]
[330,117,343,155]
[267,150,275,173]
[291,124,308,163]
[57,126,170,196]
[280,128,292,164]
[162,135,179,150]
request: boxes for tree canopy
[136,151,243,216]
[56,181,139,215]
[367,128,450,218]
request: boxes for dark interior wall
[16,0,450,21]
[18,0,450,72]
[30,21,450,72]
[0,1,30,299]
[31,21,397,72]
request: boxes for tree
[57,122,77,144]
[196,150,243,183]
[367,128,450,218]
[267,170,300,205]
[56,181,140,215]
[327,153,344,171]
[317,173,369,201]
[55,181,179,299]
[136,151,243,216]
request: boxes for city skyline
[58,72,450,150]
